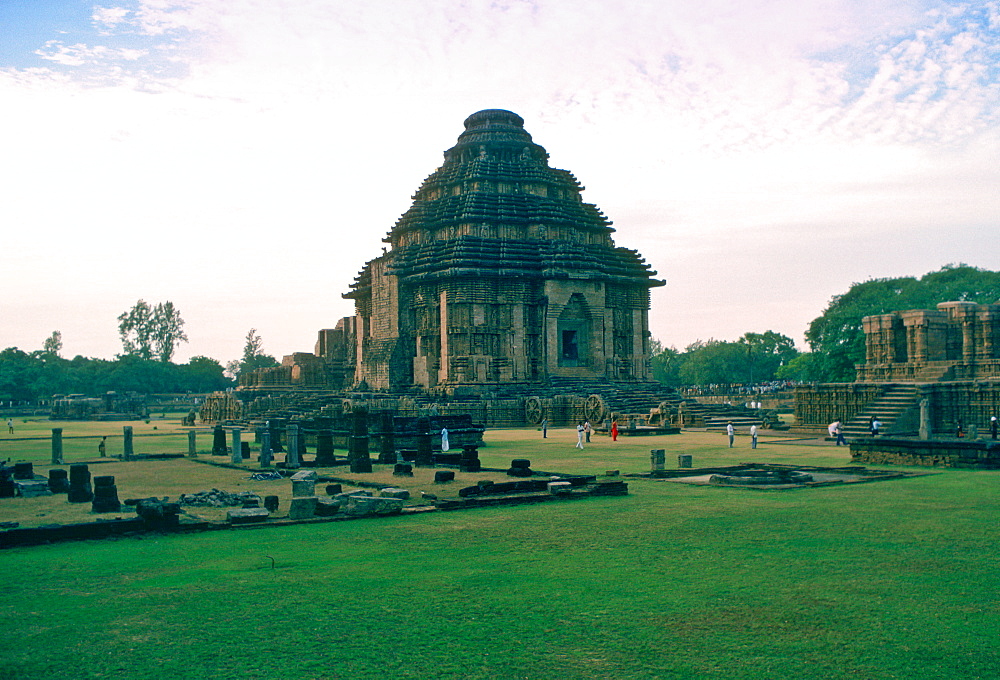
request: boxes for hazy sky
[2,0,999,365]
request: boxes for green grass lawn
[2,423,999,679]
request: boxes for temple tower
[344,109,664,391]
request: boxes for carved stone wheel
[525,396,543,425]
[341,399,353,414]
[585,394,606,423]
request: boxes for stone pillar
[67,464,93,503]
[187,430,198,457]
[286,424,301,469]
[349,407,372,473]
[122,426,134,461]
[415,416,433,466]
[377,412,396,464]
[315,429,335,466]
[919,398,932,440]
[259,426,272,468]
[51,428,63,465]
[650,449,665,472]
[212,424,227,455]
[230,427,242,465]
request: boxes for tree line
[0,301,278,402]
[650,264,1000,386]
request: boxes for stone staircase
[841,383,921,439]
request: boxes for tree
[649,339,683,386]
[178,356,232,392]
[738,331,798,383]
[227,329,279,380]
[805,264,1000,382]
[151,301,188,362]
[118,300,188,362]
[42,331,63,357]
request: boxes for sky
[1,0,999,366]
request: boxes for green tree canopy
[118,300,188,362]
[805,264,1000,381]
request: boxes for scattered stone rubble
[179,489,263,508]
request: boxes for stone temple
[210,109,683,428]
[344,108,664,391]
[794,301,1000,445]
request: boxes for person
[440,427,450,453]
[956,421,964,438]
[575,421,585,449]
[541,418,548,439]
[726,421,734,448]
[870,416,880,437]
[611,419,619,442]
[584,419,592,443]
[98,436,107,457]
[6,419,12,435]
[829,419,846,446]
[992,416,998,440]
[750,424,758,449]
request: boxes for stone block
[678,454,693,468]
[434,470,455,483]
[344,495,404,517]
[548,481,573,495]
[605,470,620,477]
[393,463,413,476]
[290,470,318,482]
[291,480,316,498]
[379,487,410,500]
[288,496,318,520]
[48,469,69,493]
[314,498,342,516]
[263,495,280,512]
[16,480,52,498]
[334,490,372,502]
[227,508,270,524]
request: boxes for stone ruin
[200,109,723,432]
[794,300,1000,453]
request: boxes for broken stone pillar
[67,464,93,503]
[460,444,481,472]
[677,454,693,468]
[51,428,63,465]
[650,449,666,472]
[258,426,273,468]
[286,424,301,469]
[187,429,198,457]
[212,424,227,455]
[48,468,69,494]
[290,470,317,498]
[315,429,336,466]
[377,412,396,464]
[122,426,134,460]
[348,407,372,473]
[230,427,243,465]
[415,416,433,466]
[92,475,121,513]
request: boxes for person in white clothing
[750,424,758,449]
[726,422,734,448]
[575,422,585,449]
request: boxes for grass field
[2,420,999,679]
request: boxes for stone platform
[850,437,1000,469]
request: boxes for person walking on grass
[726,421,734,448]
[611,419,619,442]
[541,418,548,439]
[584,419,592,443]
[575,421,585,449]
[6,419,12,435]
[750,424,758,449]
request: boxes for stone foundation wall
[793,383,884,427]
[850,438,1000,469]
